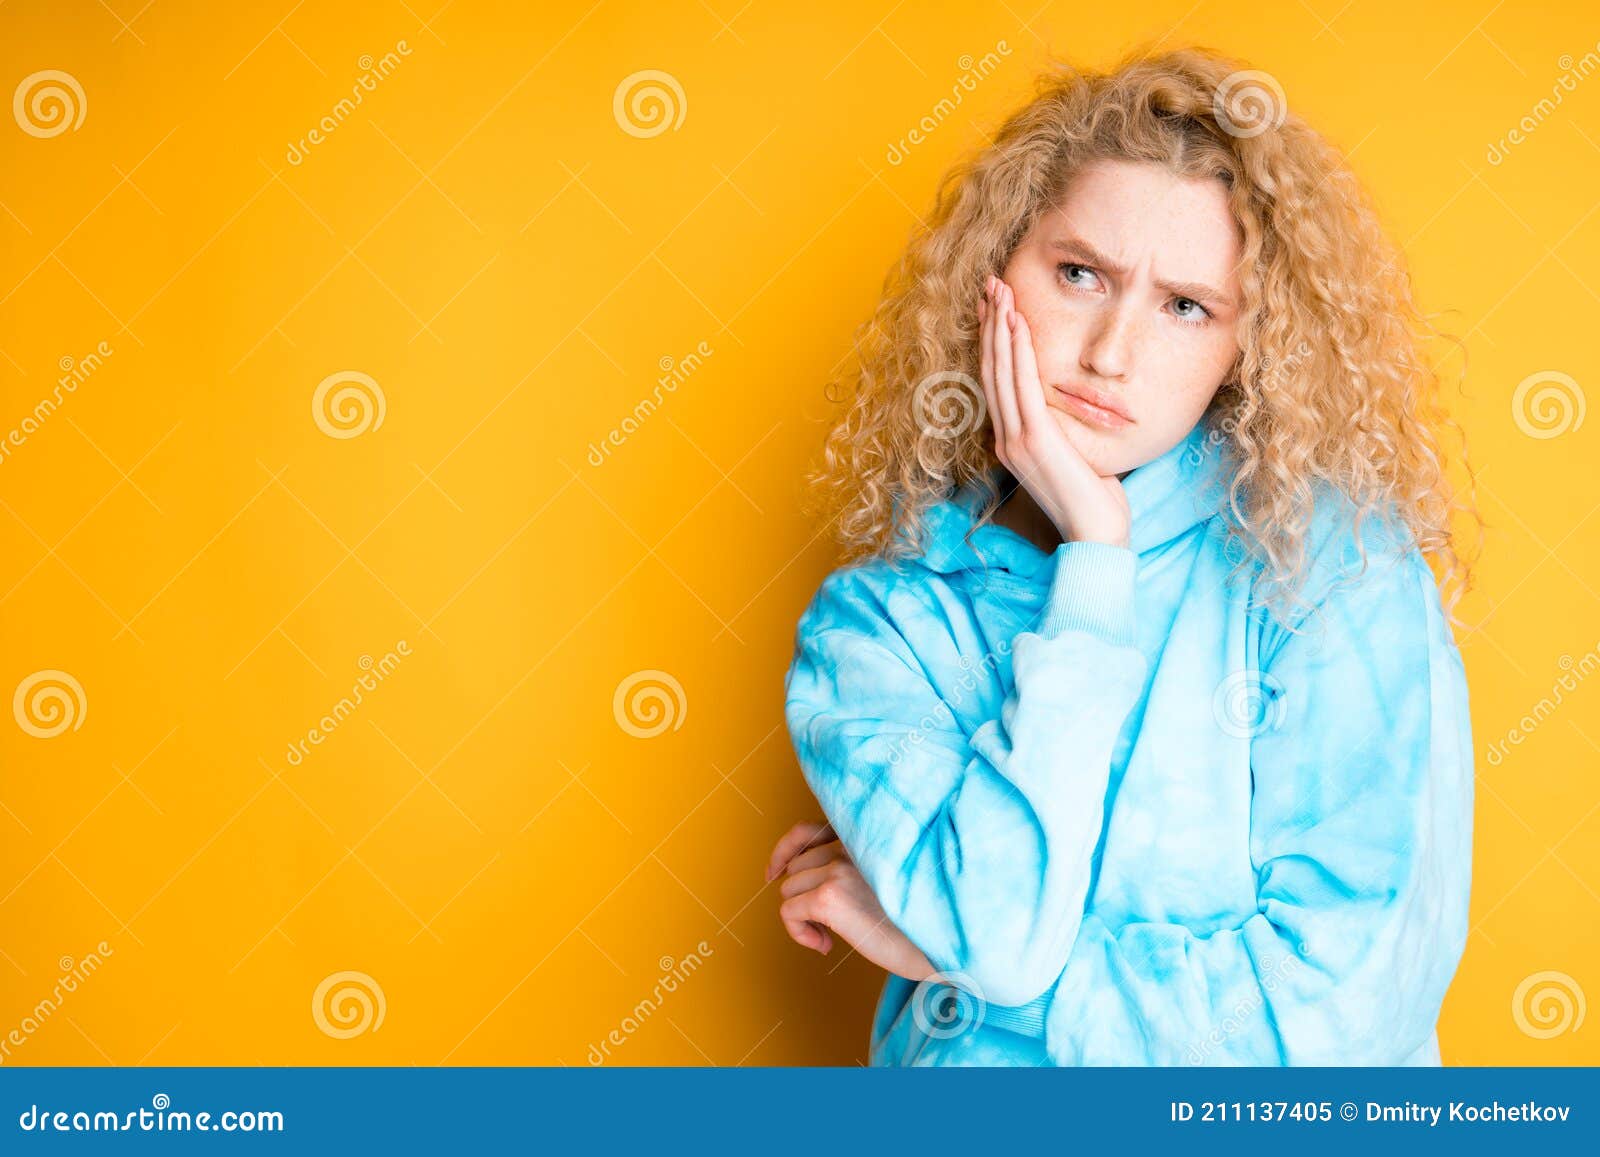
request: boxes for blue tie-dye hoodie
[783,416,1473,1066]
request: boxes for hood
[912,418,1234,580]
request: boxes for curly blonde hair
[802,43,1482,628]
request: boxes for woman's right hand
[980,275,1131,548]
[766,821,936,982]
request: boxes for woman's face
[999,158,1245,478]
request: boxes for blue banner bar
[3,1066,1596,1152]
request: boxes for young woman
[766,46,1481,1066]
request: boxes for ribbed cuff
[981,982,1057,1040]
[1035,541,1137,645]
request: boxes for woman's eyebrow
[1048,237,1234,309]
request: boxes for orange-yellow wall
[0,0,1595,1065]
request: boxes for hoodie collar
[915,418,1232,580]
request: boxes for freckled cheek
[1126,325,1236,390]
[1150,339,1216,389]
[1015,313,1079,375]
[1191,332,1243,391]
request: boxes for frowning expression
[1000,158,1246,477]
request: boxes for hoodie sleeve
[783,540,1150,1008]
[1040,515,1475,1065]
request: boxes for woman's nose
[1080,302,1139,381]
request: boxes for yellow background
[1,0,1596,1065]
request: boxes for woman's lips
[1052,386,1134,429]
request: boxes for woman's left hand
[766,821,937,982]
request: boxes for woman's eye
[1057,262,1212,326]
[1056,261,1098,289]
